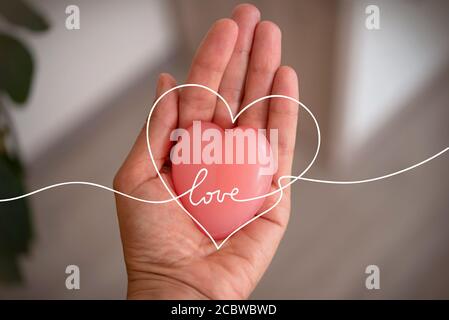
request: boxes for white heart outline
[145,84,321,250]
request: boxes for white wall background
[6,0,176,163]
[332,0,449,162]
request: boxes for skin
[114,4,299,299]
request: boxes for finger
[267,66,299,182]
[213,4,260,129]
[237,21,281,129]
[179,18,238,128]
[236,67,299,246]
[114,73,178,192]
[148,73,179,174]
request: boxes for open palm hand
[114,4,299,299]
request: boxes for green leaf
[0,33,34,104]
[0,154,33,284]
[0,0,49,32]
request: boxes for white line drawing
[1,84,448,249]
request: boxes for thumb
[114,73,178,193]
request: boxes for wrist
[127,273,210,300]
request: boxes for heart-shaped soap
[171,121,274,240]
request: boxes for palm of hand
[114,4,299,299]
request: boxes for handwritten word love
[188,168,240,206]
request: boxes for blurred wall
[332,0,449,164]
[7,0,177,163]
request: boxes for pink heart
[146,84,320,249]
[171,121,273,240]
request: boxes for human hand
[114,4,299,300]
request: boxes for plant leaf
[0,154,33,284]
[0,0,49,32]
[0,33,33,104]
